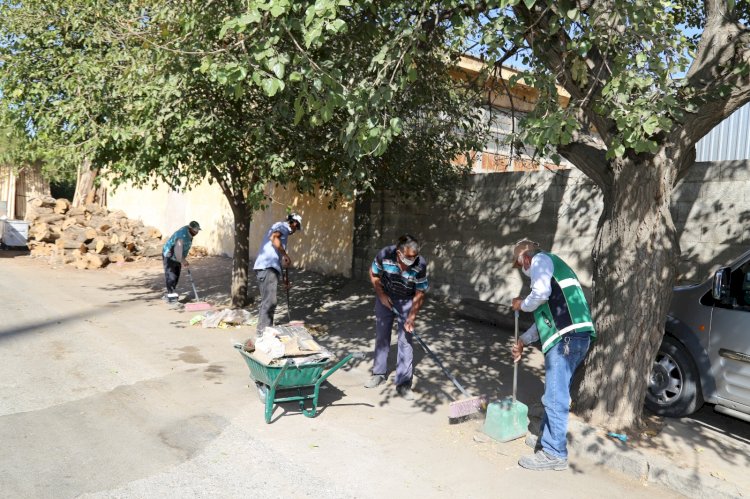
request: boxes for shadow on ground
[103,255,547,418]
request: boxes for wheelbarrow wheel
[256,381,268,402]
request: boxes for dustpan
[483,311,528,442]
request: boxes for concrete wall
[106,179,354,277]
[353,160,750,304]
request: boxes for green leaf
[642,116,659,135]
[329,19,346,32]
[271,61,285,79]
[270,4,287,18]
[262,77,283,97]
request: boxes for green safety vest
[533,252,596,353]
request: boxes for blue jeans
[539,332,590,459]
[372,298,414,387]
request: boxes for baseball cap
[289,213,303,231]
[189,221,202,231]
[511,239,540,268]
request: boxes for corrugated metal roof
[696,102,750,161]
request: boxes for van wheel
[645,336,704,417]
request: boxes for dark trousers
[372,297,414,387]
[256,268,279,334]
[163,256,182,294]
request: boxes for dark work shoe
[396,384,415,401]
[364,374,386,388]
[518,450,568,471]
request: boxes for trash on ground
[607,432,628,443]
[200,308,254,328]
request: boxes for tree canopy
[0,0,486,305]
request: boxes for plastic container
[482,397,529,442]
[0,219,29,248]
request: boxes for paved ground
[0,252,746,498]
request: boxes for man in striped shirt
[365,234,429,401]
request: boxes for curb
[569,421,743,499]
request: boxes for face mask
[399,251,416,266]
[522,265,531,277]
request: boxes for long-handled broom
[482,311,528,442]
[185,268,212,312]
[283,268,292,323]
[413,331,487,419]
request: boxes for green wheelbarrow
[234,344,360,423]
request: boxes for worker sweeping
[510,239,596,471]
[252,213,302,335]
[364,234,428,401]
[161,221,201,303]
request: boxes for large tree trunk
[210,165,253,308]
[231,203,251,308]
[573,153,681,430]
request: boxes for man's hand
[404,317,415,333]
[511,339,525,363]
[511,296,523,311]
[377,292,393,310]
[281,254,292,268]
[183,260,190,268]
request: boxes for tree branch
[557,132,612,191]
[513,3,616,146]
[677,17,750,156]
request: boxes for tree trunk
[73,159,98,207]
[231,203,251,308]
[573,154,680,430]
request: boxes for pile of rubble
[25,196,163,269]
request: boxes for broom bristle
[449,395,488,418]
[185,302,212,312]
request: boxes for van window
[727,262,750,311]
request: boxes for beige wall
[106,178,354,277]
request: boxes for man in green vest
[162,221,201,303]
[510,239,596,471]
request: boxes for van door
[708,262,750,410]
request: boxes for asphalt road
[0,253,681,498]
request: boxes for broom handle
[187,268,200,301]
[283,268,291,322]
[513,310,519,403]
[413,331,472,399]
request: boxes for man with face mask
[510,239,595,471]
[365,234,429,400]
[162,221,201,303]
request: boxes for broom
[413,331,487,419]
[184,268,213,312]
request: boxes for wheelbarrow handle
[315,352,358,388]
[514,310,519,403]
